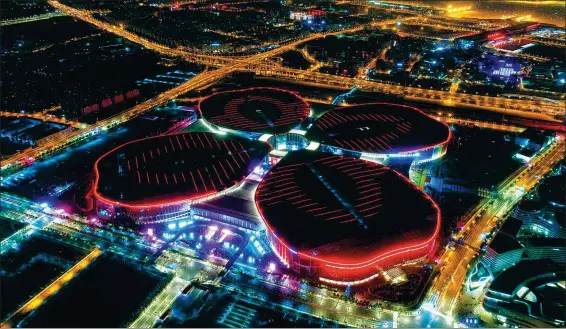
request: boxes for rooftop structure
[513,200,544,221]
[191,180,263,231]
[483,259,565,327]
[199,87,310,136]
[478,54,522,83]
[540,174,566,208]
[255,150,440,285]
[455,22,542,49]
[94,132,271,222]
[305,103,451,164]
[511,199,566,239]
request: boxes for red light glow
[255,154,441,284]
[198,87,310,135]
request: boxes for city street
[2,1,565,328]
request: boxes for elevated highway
[0,8,367,171]
[520,35,566,48]
[0,12,65,26]
[246,63,564,119]
[0,248,102,328]
[2,1,558,171]
[0,67,235,169]
[0,9,111,26]
[0,111,82,129]
[49,0,560,119]
[47,1,236,66]
[48,0,372,66]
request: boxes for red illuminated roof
[255,150,440,261]
[308,9,325,16]
[198,88,310,135]
[94,132,271,208]
[305,103,451,154]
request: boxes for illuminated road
[0,193,160,261]
[0,111,83,129]
[434,116,525,132]
[48,0,370,65]
[222,272,394,327]
[0,225,35,254]
[357,55,380,79]
[298,47,324,72]
[0,194,57,228]
[486,45,552,62]
[0,8,111,27]
[39,105,62,115]
[250,64,565,119]
[129,277,189,328]
[46,1,564,118]
[0,12,65,26]
[1,248,101,328]
[47,1,236,65]
[0,1,372,172]
[30,2,563,142]
[515,35,566,48]
[0,66,236,170]
[402,18,481,34]
[31,32,104,54]
[424,138,565,323]
[449,78,460,94]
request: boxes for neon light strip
[317,102,453,155]
[255,157,441,270]
[258,134,272,142]
[198,87,310,133]
[93,133,271,210]
[269,150,288,157]
[319,272,380,286]
[306,141,320,150]
[200,119,226,135]
[289,129,307,136]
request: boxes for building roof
[198,87,310,135]
[517,147,538,158]
[529,134,549,146]
[517,128,544,141]
[499,217,523,237]
[489,259,563,295]
[197,180,261,222]
[489,233,523,254]
[455,32,486,42]
[305,103,451,155]
[522,237,565,248]
[94,132,271,207]
[517,200,544,213]
[255,150,440,261]
[539,174,566,207]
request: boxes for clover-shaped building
[94,88,451,285]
